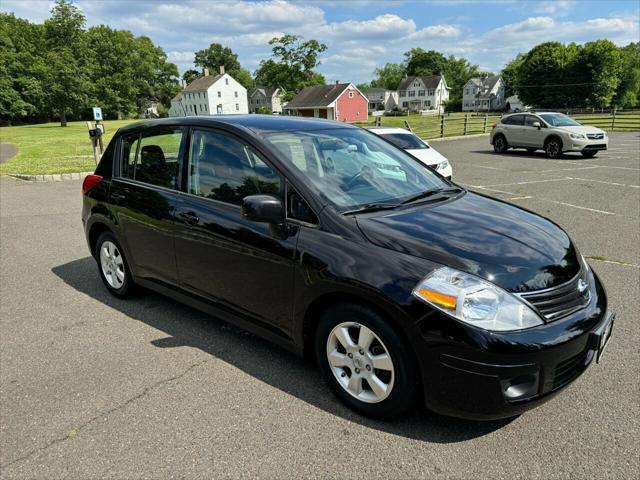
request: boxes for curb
[429,133,490,142]
[8,171,94,182]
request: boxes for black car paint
[83,115,611,420]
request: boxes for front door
[110,127,186,284]
[521,114,547,148]
[173,127,298,336]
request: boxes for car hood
[356,191,581,292]
[556,125,605,135]
[406,147,447,167]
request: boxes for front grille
[583,144,607,150]
[552,349,590,390]
[518,268,590,321]
[586,133,604,140]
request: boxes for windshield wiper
[342,202,401,215]
[400,186,462,205]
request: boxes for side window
[525,115,540,127]
[121,133,140,179]
[288,188,318,224]
[188,129,282,205]
[132,129,183,189]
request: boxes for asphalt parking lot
[1,132,638,479]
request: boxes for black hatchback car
[82,115,614,420]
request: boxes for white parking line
[595,165,640,171]
[566,177,640,188]
[545,200,616,215]
[477,178,567,187]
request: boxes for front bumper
[414,269,612,420]
[565,137,608,152]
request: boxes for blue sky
[2,0,639,84]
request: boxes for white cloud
[532,0,575,16]
[320,14,416,40]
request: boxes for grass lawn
[0,120,137,175]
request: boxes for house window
[428,89,434,96]
[235,103,239,111]
[425,100,431,107]
[348,91,354,98]
[399,90,406,97]
[402,101,408,108]
[418,90,425,96]
[225,78,229,85]
[234,91,238,98]
[408,91,416,97]
[218,91,221,98]
[413,82,419,87]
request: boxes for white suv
[490,112,608,158]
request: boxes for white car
[490,112,608,159]
[367,127,453,179]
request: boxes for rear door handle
[179,211,200,225]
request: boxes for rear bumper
[415,269,612,420]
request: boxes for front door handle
[111,192,126,201]
[179,211,200,225]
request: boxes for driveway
[1,132,638,479]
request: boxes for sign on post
[92,107,103,121]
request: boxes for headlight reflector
[412,267,544,331]
[569,133,585,139]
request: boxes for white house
[364,88,399,112]
[169,67,248,117]
[247,87,284,114]
[397,75,450,113]
[462,76,505,112]
[505,95,528,112]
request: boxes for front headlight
[436,160,449,170]
[412,267,544,331]
[570,133,585,139]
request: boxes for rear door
[502,114,525,145]
[109,127,186,284]
[173,127,298,336]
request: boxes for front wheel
[581,150,597,158]
[545,138,563,159]
[96,231,136,298]
[315,303,419,419]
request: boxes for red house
[284,83,368,122]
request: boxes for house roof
[466,75,501,91]
[285,83,352,108]
[183,73,224,92]
[171,91,183,102]
[397,75,444,90]
[249,86,280,98]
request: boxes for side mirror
[532,121,541,129]
[242,195,284,223]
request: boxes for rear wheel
[315,303,419,419]
[581,150,597,158]
[493,135,508,153]
[545,138,563,159]
[96,232,135,298]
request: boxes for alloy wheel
[100,240,125,289]
[326,322,395,403]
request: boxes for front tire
[315,303,419,419]
[493,134,509,153]
[96,231,135,298]
[581,150,597,158]
[545,137,563,159]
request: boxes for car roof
[118,114,359,135]
[366,127,413,135]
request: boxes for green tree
[441,55,480,106]
[501,54,524,98]
[182,69,200,85]
[517,42,580,108]
[404,48,447,76]
[254,35,327,99]
[573,39,623,108]
[194,42,253,88]
[371,63,406,90]
[613,42,640,107]
[44,0,90,126]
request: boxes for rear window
[379,133,429,150]
[501,115,524,126]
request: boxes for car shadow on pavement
[52,257,515,444]
[470,149,589,160]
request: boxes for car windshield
[262,128,448,211]
[539,113,581,127]
[379,132,429,150]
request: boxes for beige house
[248,87,284,114]
[364,88,399,112]
[397,75,450,113]
[462,76,505,112]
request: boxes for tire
[581,150,597,158]
[315,303,419,419]
[493,134,508,153]
[96,231,136,298]
[526,148,537,153]
[544,137,563,159]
